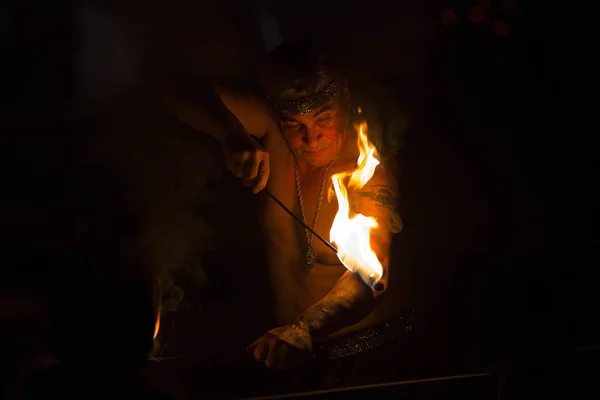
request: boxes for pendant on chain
[294,152,341,271]
[306,246,317,268]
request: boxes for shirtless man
[171,42,409,388]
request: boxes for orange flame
[153,307,161,340]
[329,121,383,288]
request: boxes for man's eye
[285,123,301,130]
[317,116,332,125]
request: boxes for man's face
[277,96,348,167]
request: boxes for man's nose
[302,128,322,148]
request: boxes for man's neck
[297,160,329,179]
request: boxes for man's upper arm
[216,86,271,138]
[353,171,402,236]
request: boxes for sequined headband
[268,78,342,115]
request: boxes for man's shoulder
[367,168,399,194]
[352,169,399,208]
[334,145,398,194]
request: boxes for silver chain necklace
[293,153,340,268]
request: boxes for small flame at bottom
[153,308,161,340]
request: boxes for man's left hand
[246,328,312,371]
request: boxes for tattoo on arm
[296,271,375,341]
[356,185,402,233]
[356,185,398,211]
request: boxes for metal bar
[264,190,338,254]
[148,352,238,362]
[239,372,493,400]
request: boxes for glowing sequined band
[268,78,342,115]
[315,314,413,360]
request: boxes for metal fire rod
[263,190,338,254]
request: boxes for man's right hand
[223,131,270,194]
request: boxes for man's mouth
[304,148,327,155]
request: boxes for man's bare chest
[261,163,341,266]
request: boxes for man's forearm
[270,270,382,351]
[297,270,380,340]
[164,83,239,143]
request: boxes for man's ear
[342,81,352,107]
[342,83,356,116]
[343,79,350,101]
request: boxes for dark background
[1,0,598,398]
